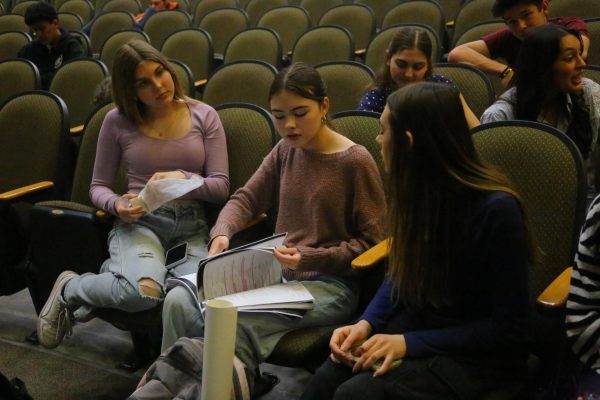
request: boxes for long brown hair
[372,27,433,93]
[385,82,530,309]
[111,40,185,125]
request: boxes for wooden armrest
[70,124,84,135]
[537,267,572,310]
[0,181,54,202]
[95,209,110,218]
[351,238,390,270]
[194,79,207,88]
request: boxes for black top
[18,28,85,89]
[361,191,531,363]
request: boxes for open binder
[166,233,314,318]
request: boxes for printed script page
[203,248,282,299]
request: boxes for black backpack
[0,371,33,400]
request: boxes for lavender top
[90,101,230,215]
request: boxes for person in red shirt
[82,0,179,35]
[135,0,179,29]
[448,0,589,89]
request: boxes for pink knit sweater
[210,140,386,281]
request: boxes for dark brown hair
[269,62,332,126]
[373,27,433,93]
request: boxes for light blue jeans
[64,203,209,321]
[161,275,359,382]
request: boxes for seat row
[0,91,385,368]
[0,89,588,390]
[3,0,599,52]
[4,49,600,145]
[2,2,600,72]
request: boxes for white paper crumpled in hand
[129,175,204,213]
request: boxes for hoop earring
[321,115,327,125]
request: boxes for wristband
[499,66,513,79]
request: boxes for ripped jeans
[63,203,209,322]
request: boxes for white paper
[179,272,197,283]
[213,281,315,309]
[201,299,237,400]
[202,248,282,300]
[200,233,287,300]
[131,175,204,212]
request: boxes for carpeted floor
[0,289,312,400]
[0,338,139,400]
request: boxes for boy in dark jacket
[18,2,84,89]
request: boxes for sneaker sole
[37,270,76,348]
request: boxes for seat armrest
[95,209,110,218]
[70,125,84,136]
[354,48,366,59]
[536,266,572,310]
[351,238,390,270]
[0,181,54,202]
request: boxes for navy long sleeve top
[360,191,531,361]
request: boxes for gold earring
[321,115,327,124]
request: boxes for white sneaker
[37,270,78,349]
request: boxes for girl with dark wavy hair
[482,24,600,197]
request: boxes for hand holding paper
[167,233,314,319]
[130,174,204,212]
[148,170,186,181]
[116,193,145,223]
[208,235,230,256]
[273,247,301,270]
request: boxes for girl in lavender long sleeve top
[36,41,229,350]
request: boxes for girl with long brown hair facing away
[302,82,532,399]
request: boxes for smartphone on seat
[165,242,188,270]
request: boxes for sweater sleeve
[480,94,516,124]
[209,144,280,239]
[179,105,229,204]
[566,195,600,371]
[135,7,156,28]
[360,280,396,331]
[403,194,530,358]
[89,110,123,215]
[295,152,387,273]
[482,28,514,62]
